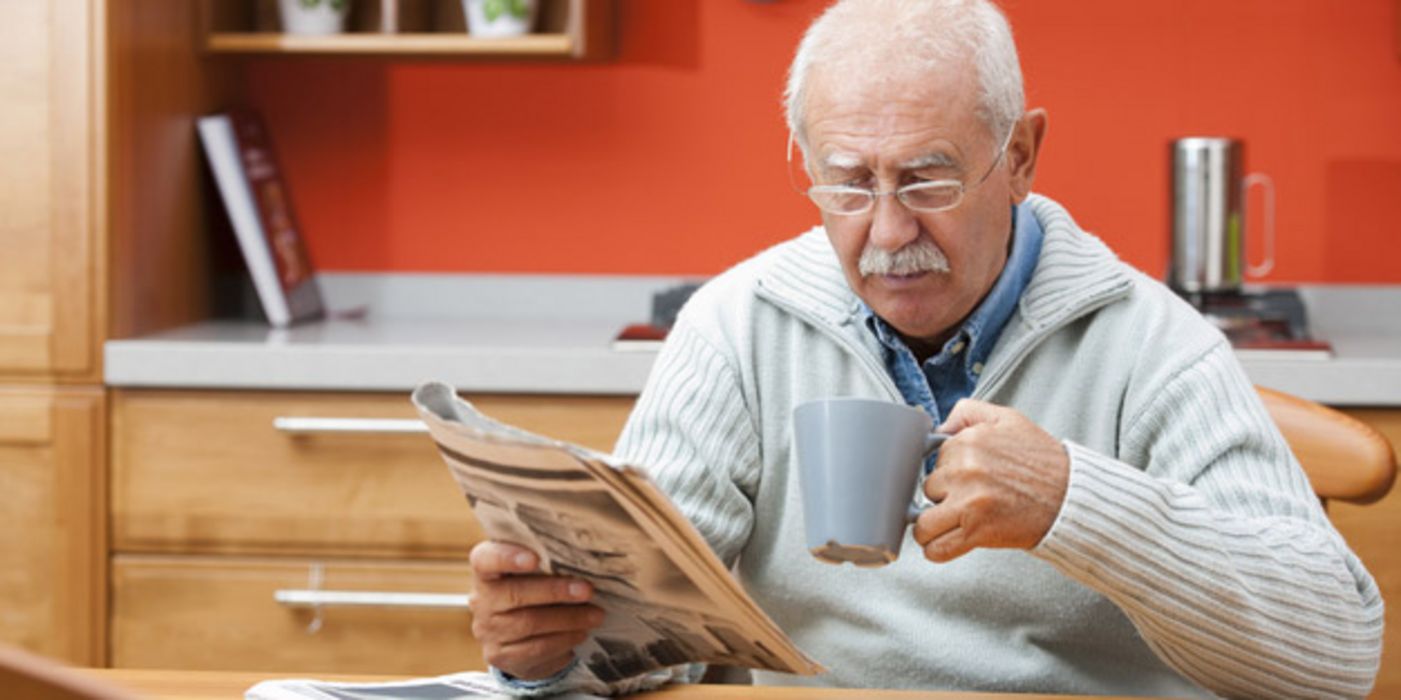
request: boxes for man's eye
[908,171,951,184]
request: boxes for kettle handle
[1244,173,1276,278]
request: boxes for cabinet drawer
[111,555,481,675]
[112,390,634,557]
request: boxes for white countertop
[104,316,657,394]
[104,276,1401,406]
[1230,286,1401,405]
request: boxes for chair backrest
[1257,386,1398,505]
[0,644,141,700]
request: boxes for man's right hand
[469,540,605,680]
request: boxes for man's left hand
[912,399,1070,563]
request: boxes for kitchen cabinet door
[0,0,102,380]
[0,387,106,664]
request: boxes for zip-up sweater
[613,195,1383,698]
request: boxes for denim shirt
[860,202,1044,475]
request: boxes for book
[1232,339,1334,361]
[198,111,324,328]
[610,323,669,352]
[609,282,703,352]
[411,381,822,688]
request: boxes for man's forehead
[801,60,984,161]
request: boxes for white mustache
[858,239,951,277]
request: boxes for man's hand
[912,399,1070,563]
[469,541,605,680]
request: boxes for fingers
[911,500,959,546]
[912,503,974,563]
[476,604,604,679]
[937,398,1003,434]
[467,540,605,681]
[921,524,974,563]
[473,601,605,644]
[492,632,591,680]
[470,540,540,582]
[472,574,594,615]
[922,468,950,504]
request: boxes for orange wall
[247,0,1401,282]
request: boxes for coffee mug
[792,397,948,567]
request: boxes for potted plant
[278,0,352,36]
[463,0,538,38]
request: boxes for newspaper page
[245,670,562,700]
[411,381,822,686]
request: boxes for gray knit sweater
[611,195,1383,698]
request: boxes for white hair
[859,238,951,277]
[784,0,1025,152]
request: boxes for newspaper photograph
[411,381,822,685]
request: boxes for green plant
[298,0,348,10]
[483,0,529,22]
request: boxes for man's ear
[1008,108,1048,203]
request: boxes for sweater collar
[754,194,1134,336]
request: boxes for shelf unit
[201,0,614,59]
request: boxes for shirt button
[972,362,985,375]
[950,341,966,354]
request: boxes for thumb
[937,398,1002,434]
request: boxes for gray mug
[792,397,948,567]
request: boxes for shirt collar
[861,202,1045,367]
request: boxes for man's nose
[868,192,920,252]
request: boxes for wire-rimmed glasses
[793,124,1016,217]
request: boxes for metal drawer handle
[274,589,471,609]
[272,417,429,435]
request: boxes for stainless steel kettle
[1168,137,1275,294]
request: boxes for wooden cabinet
[95,0,631,674]
[0,0,107,668]
[0,388,105,665]
[1330,409,1401,699]
[109,389,633,673]
[0,0,103,381]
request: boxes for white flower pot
[278,0,351,36]
[462,0,538,38]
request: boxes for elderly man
[468,0,1384,696]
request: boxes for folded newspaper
[246,670,591,699]
[410,381,823,686]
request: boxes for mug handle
[1244,172,1276,278]
[922,431,950,458]
[905,432,952,523]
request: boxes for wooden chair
[1257,386,1398,506]
[0,644,140,700]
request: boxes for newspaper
[411,381,823,686]
[245,670,563,699]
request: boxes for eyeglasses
[794,124,1015,217]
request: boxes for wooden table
[85,668,1134,700]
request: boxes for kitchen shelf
[201,0,613,60]
[205,32,575,56]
